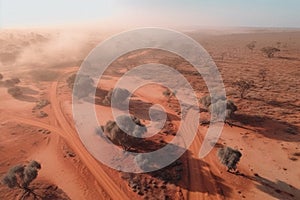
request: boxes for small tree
[101,115,147,150]
[72,74,94,99]
[208,99,237,120]
[200,95,237,119]
[233,80,254,99]
[2,161,41,199]
[217,147,242,172]
[103,88,130,108]
[261,47,280,58]
[225,100,238,118]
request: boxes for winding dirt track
[187,132,223,200]
[48,81,130,200]
[6,77,130,200]
[6,72,222,199]
[176,113,222,200]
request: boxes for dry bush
[34,99,50,110]
[71,74,94,99]
[258,68,268,82]
[200,95,212,108]
[101,115,147,150]
[217,147,242,172]
[102,88,130,107]
[200,95,237,119]
[3,78,21,87]
[0,73,3,80]
[66,73,76,89]
[261,47,280,58]
[246,41,256,51]
[7,86,22,97]
[233,79,254,99]
[2,161,41,199]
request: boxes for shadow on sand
[235,172,300,200]
[227,113,299,142]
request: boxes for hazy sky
[1,0,300,28]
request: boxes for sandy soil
[0,28,299,199]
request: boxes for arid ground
[0,28,299,199]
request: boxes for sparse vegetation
[66,74,76,89]
[101,115,147,150]
[233,79,254,99]
[200,95,237,119]
[1,161,41,199]
[71,74,94,99]
[162,88,176,102]
[102,88,130,107]
[217,147,242,172]
[246,41,256,51]
[7,86,22,97]
[258,68,268,82]
[3,78,21,87]
[261,47,280,58]
[11,78,21,84]
[34,99,50,110]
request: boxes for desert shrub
[134,154,152,171]
[233,79,254,99]
[258,68,267,82]
[101,115,147,150]
[162,88,176,97]
[72,74,94,99]
[7,86,22,97]
[246,41,256,51]
[200,95,212,108]
[3,78,21,87]
[103,88,130,107]
[10,78,21,84]
[162,88,177,103]
[200,95,227,109]
[34,99,50,110]
[261,47,280,58]
[66,74,76,89]
[162,89,172,97]
[208,99,237,119]
[226,100,238,117]
[200,95,237,119]
[217,147,242,172]
[0,73,3,80]
[2,161,41,191]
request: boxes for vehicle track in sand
[5,72,130,200]
[173,112,223,200]
[7,70,224,200]
[48,78,130,200]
